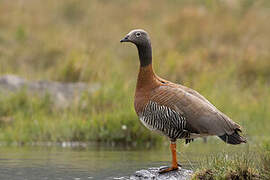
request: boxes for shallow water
[0,140,248,180]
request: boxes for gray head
[120,29,152,67]
[120,29,151,46]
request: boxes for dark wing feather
[150,85,241,136]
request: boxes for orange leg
[159,141,179,174]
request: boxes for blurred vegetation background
[0,0,269,146]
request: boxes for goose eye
[135,32,141,37]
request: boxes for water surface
[0,140,248,180]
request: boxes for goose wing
[150,85,241,136]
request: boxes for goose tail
[219,130,247,145]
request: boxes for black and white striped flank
[139,101,189,139]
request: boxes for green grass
[0,87,161,145]
[192,140,270,180]
[192,153,260,179]
[260,141,270,179]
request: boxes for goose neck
[136,43,152,67]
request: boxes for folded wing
[150,85,241,137]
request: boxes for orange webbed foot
[158,166,179,174]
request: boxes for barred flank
[141,101,189,139]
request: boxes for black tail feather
[185,138,194,144]
[219,130,247,145]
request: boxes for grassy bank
[0,88,160,145]
[192,141,270,179]
[0,0,270,145]
[0,81,269,145]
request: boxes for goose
[120,29,246,173]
